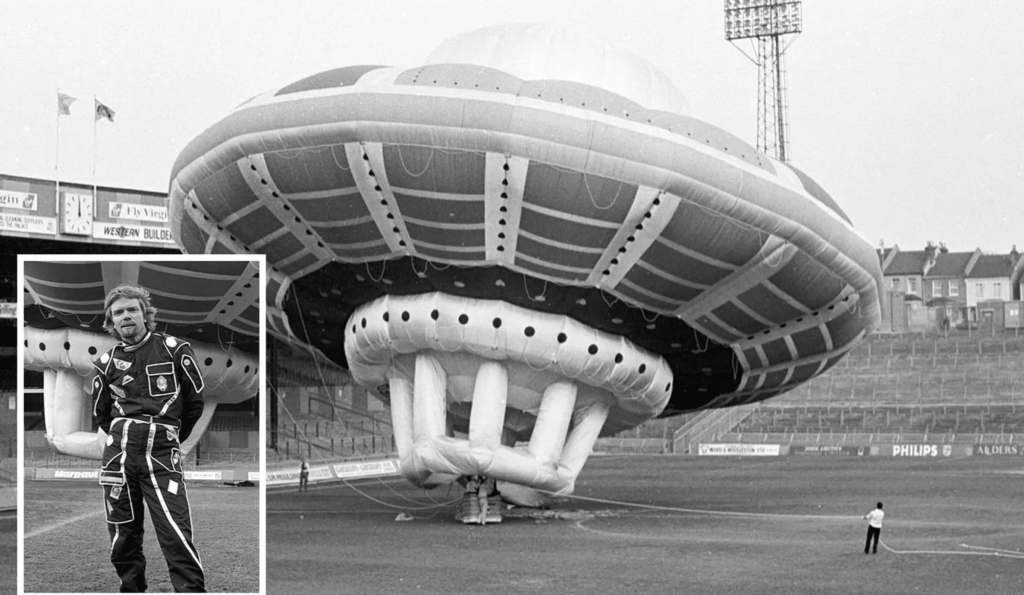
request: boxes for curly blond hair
[102,284,158,339]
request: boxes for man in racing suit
[92,285,206,593]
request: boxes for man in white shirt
[864,502,884,554]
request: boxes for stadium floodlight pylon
[725,0,802,162]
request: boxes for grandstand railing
[0,436,14,461]
[716,432,1017,445]
[735,403,1022,433]
[672,404,758,454]
[594,438,668,454]
[616,414,699,439]
[0,460,14,486]
[781,375,1021,406]
[672,411,722,454]
[281,417,391,441]
[773,332,1024,409]
[266,450,395,469]
[192,450,258,467]
[273,425,395,460]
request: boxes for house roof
[967,254,1017,279]
[925,252,973,277]
[884,250,927,275]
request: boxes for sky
[2,0,1022,254]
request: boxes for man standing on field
[864,502,884,554]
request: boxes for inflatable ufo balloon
[23,259,261,459]
[169,24,882,494]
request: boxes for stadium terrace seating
[207,411,260,433]
[271,352,396,460]
[778,333,1024,408]
[630,332,1024,449]
[731,404,1020,436]
[622,412,702,438]
[272,413,394,460]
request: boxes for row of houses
[879,242,1024,332]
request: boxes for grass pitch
[268,455,1023,595]
[24,481,259,593]
[0,511,13,595]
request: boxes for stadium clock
[61,192,94,235]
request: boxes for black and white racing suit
[92,331,206,593]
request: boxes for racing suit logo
[146,362,177,397]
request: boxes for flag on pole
[95,99,115,122]
[57,92,76,116]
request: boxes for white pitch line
[881,541,1024,559]
[960,543,1024,556]
[266,508,397,515]
[25,509,104,539]
[572,518,684,541]
[551,491,857,521]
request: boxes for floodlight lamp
[724,0,802,40]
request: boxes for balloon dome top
[425,23,690,117]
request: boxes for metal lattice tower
[725,1,802,162]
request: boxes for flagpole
[92,94,98,203]
[55,87,61,203]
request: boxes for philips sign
[891,444,953,457]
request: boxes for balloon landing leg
[456,476,502,525]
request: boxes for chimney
[1012,244,1020,263]
[939,242,948,254]
[924,241,937,275]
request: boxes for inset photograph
[21,256,262,593]
[0,276,14,594]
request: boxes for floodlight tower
[725,0,802,162]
